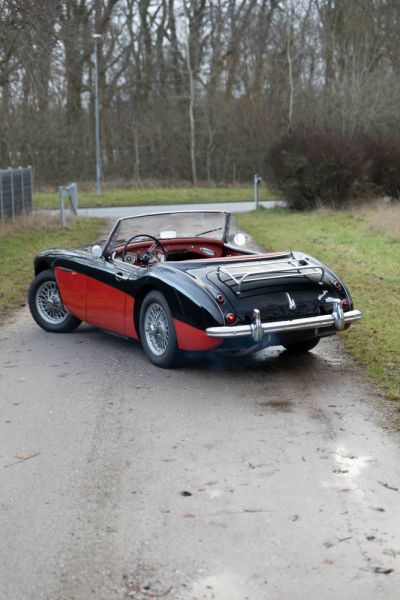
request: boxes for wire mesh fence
[0,166,33,219]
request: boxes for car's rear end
[187,252,361,353]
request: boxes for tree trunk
[184,2,197,185]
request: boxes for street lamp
[92,33,102,196]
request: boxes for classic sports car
[28,211,361,367]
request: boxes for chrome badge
[286,292,296,310]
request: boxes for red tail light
[226,313,237,324]
[341,299,350,311]
[334,281,342,290]
[216,294,225,303]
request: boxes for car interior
[111,237,256,266]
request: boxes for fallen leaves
[4,452,40,468]
[373,567,393,575]
[377,481,399,492]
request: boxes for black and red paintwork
[32,237,251,352]
[28,211,361,367]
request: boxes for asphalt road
[1,306,400,600]
[60,200,286,219]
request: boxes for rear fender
[295,252,353,308]
[133,266,225,348]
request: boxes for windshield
[105,211,233,254]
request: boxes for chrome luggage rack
[217,259,325,295]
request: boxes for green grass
[34,185,278,209]
[0,218,105,320]
[237,208,400,402]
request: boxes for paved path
[73,200,286,218]
[1,306,400,599]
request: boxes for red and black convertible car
[28,211,361,367]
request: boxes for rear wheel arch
[133,279,221,338]
[134,283,183,340]
[139,289,179,368]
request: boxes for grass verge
[237,207,400,402]
[34,185,278,209]
[0,216,105,320]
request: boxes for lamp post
[93,34,102,196]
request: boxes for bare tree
[1,0,400,183]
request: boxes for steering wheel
[122,234,167,265]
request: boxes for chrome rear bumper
[206,309,362,341]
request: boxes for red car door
[85,259,132,335]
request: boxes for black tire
[28,269,81,333]
[139,290,179,368]
[283,337,320,354]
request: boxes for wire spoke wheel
[35,281,68,325]
[139,290,178,368]
[29,269,81,333]
[144,302,170,356]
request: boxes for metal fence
[0,166,33,219]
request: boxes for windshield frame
[102,210,232,257]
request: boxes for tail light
[216,294,225,303]
[341,299,350,311]
[334,280,342,290]
[226,313,237,325]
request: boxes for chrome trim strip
[206,309,362,339]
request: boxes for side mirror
[233,233,246,246]
[91,244,103,258]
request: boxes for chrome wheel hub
[36,281,68,325]
[144,303,169,356]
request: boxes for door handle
[115,272,129,281]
